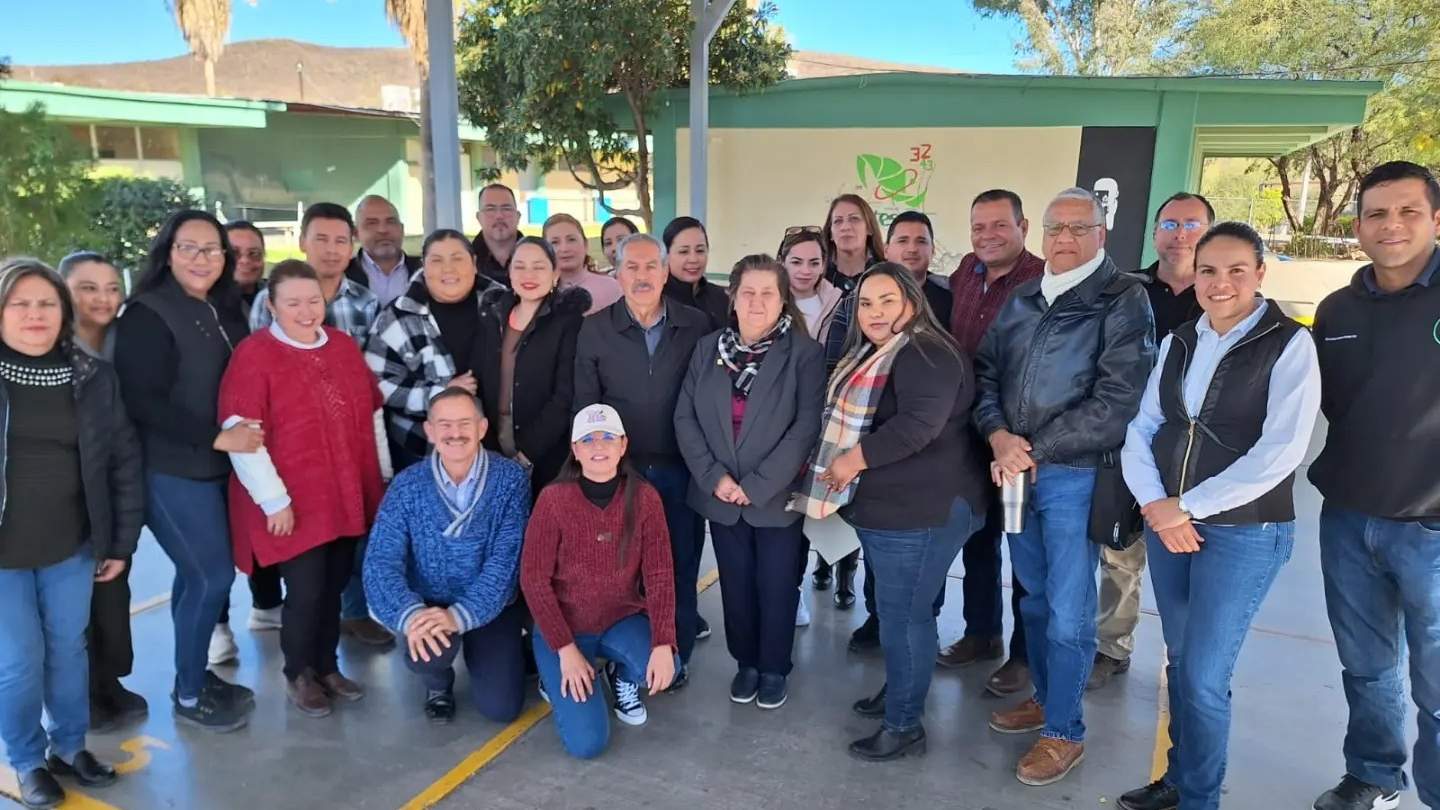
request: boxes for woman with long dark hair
[474,236,591,494]
[675,255,824,709]
[520,404,678,759]
[114,210,258,733]
[793,262,987,761]
[662,217,729,330]
[0,258,143,808]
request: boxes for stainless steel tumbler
[1000,468,1034,535]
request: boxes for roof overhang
[0,80,281,128]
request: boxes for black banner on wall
[1075,127,1158,272]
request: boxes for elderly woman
[662,217,729,330]
[219,260,388,718]
[794,262,986,762]
[675,255,824,709]
[1116,223,1320,810]
[367,229,497,471]
[0,258,143,808]
[114,210,258,733]
[545,214,621,316]
[475,236,591,494]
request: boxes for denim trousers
[403,602,525,724]
[642,463,704,665]
[146,472,236,701]
[339,537,371,621]
[0,549,96,773]
[1148,521,1294,810]
[961,494,1029,659]
[856,496,982,732]
[709,517,807,676]
[533,614,679,759]
[1319,502,1440,808]
[1006,463,1099,742]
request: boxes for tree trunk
[625,90,654,230]
[1270,156,1303,234]
[204,59,217,97]
[420,74,437,234]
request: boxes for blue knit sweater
[363,451,531,635]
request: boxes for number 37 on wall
[909,144,933,162]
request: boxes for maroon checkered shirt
[948,250,1046,357]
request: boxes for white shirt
[1121,298,1322,521]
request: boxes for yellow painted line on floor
[1150,656,1171,782]
[0,735,166,809]
[129,592,170,616]
[398,568,721,809]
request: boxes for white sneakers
[247,606,283,631]
[207,623,239,667]
[796,588,811,627]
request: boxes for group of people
[0,161,1435,810]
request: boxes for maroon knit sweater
[520,478,677,652]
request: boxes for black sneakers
[756,674,787,710]
[1313,775,1401,810]
[172,690,250,733]
[730,667,760,704]
[1117,779,1179,810]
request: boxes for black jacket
[344,250,422,290]
[573,299,711,467]
[115,276,250,480]
[664,275,730,331]
[843,338,988,530]
[471,233,512,288]
[473,285,590,490]
[0,347,145,561]
[674,327,825,527]
[974,255,1156,466]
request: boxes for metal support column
[688,0,737,223]
[427,0,464,230]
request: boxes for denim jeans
[1148,521,1294,810]
[339,537,371,621]
[1006,463,1100,743]
[146,472,236,701]
[1319,502,1440,807]
[532,614,679,759]
[642,463,704,665]
[404,602,525,723]
[961,496,1029,660]
[0,549,96,773]
[710,518,807,675]
[856,496,982,733]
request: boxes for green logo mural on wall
[856,147,934,209]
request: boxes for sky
[4,0,1024,73]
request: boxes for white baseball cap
[571,404,627,442]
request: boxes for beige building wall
[676,127,1085,272]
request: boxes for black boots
[834,552,858,609]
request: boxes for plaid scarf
[717,314,791,398]
[788,331,911,519]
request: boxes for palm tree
[385,0,437,231]
[172,0,231,97]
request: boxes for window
[94,126,138,160]
[66,125,94,156]
[140,127,181,160]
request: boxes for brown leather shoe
[987,658,1032,696]
[287,672,332,717]
[319,672,365,702]
[989,696,1045,734]
[1016,737,1085,786]
[340,618,395,647]
[936,636,1004,669]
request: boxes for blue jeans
[1006,463,1100,742]
[339,537,370,621]
[856,496,982,732]
[0,549,96,773]
[146,472,236,701]
[1319,503,1440,807]
[1148,521,1294,810]
[532,614,678,759]
[642,463,704,665]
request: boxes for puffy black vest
[1150,301,1304,524]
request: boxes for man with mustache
[574,233,710,689]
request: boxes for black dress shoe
[848,615,881,653]
[812,560,833,591]
[18,768,64,808]
[46,751,117,788]
[424,690,456,724]
[852,684,886,718]
[730,667,760,704]
[848,725,927,761]
[1117,779,1180,810]
[834,559,857,609]
[89,696,119,734]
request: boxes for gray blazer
[674,327,826,527]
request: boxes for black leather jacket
[973,255,1156,466]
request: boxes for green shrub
[0,104,94,262]
[83,176,200,279]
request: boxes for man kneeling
[363,388,531,723]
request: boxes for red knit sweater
[219,327,385,570]
[520,478,677,652]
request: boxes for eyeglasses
[481,205,519,216]
[1158,220,1206,232]
[1041,223,1104,238]
[576,432,621,444]
[172,243,225,261]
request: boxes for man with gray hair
[574,231,710,688]
[973,187,1156,786]
[345,194,421,306]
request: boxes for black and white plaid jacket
[364,277,495,460]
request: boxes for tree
[172,0,232,97]
[0,105,96,261]
[971,0,1186,75]
[456,0,791,227]
[385,0,440,231]
[84,177,200,275]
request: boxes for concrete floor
[0,424,1427,809]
